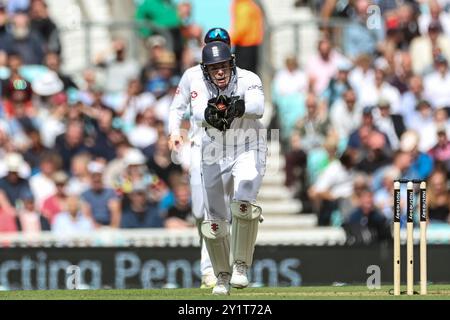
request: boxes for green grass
[0,285,449,300]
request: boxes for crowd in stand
[0,0,204,235]
[276,0,450,243]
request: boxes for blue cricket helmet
[204,28,231,46]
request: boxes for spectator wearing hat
[81,161,122,228]
[52,194,94,236]
[140,35,169,87]
[120,180,164,228]
[0,190,17,233]
[423,54,450,109]
[0,152,32,207]
[400,130,434,180]
[41,170,69,224]
[29,151,62,208]
[348,54,375,97]
[410,20,450,75]
[15,188,50,233]
[322,60,353,108]
[127,107,158,150]
[373,99,406,150]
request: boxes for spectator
[330,87,362,142]
[418,0,450,38]
[29,151,61,207]
[348,54,375,96]
[120,180,164,228]
[44,52,77,90]
[308,149,357,226]
[399,130,434,180]
[135,0,182,71]
[80,161,121,228]
[163,177,193,229]
[0,152,31,207]
[15,189,50,233]
[52,194,94,236]
[420,108,450,152]
[127,107,159,149]
[401,77,426,126]
[428,126,450,172]
[29,0,60,54]
[358,59,402,114]
[343,0,385,59]
[423,54,450,109]
[140,35,170,89]
[344,188,391,245]
[41,170,69,224]
[307,37,345,95]
[0,190,17,233]
[147,134,183,186]
[98,39,140,97]
[0,3,8,52]
[66,152,91,195]
[426,169,450,223]
[406,100,435,134]
[23,127,50,174]
[3,10,45,65]
[410,21,450,75]
[230,0,264,74]
[373,99,406,150]
[374,167,401,221]
[54,120,90,172]
[322,60,353,108]
[272,55,307,142]
[293,93,329,152]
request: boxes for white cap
[5,152,25,172]
[124,148,146,166]
[400,130,420,152]
[31,70,64,96]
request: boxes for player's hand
[168,134,183,151]
[205,105,230,131]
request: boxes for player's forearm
[242,98,264,119]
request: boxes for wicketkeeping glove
[204,95,245,131]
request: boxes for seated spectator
[120,181,164,228]
[2,10,45,65]
[373,99,406,150]
[23,127,50,175]
[330,87,362,143]
[308,149,357,226]
[400,76,425,124]
[348,54,375,97]
[127,107,158,149]
[374,167,402,222]
[344,188,391,245]
[284,133,308,208]
[428,127,450,172]
[0,190,17,233]
[406,100,434,134]
[52,195,94,236]
[371,150,413,191]
[44,52,77,90]
[423,54,450,109]
[426,169,450,223]
[29,151,61,208]
[66,152,92,195]
[322,60,353,108]
[147,134,183,186]
[418,0,450,39]
[80,161,121,228]
[54,120,90,172]
[163,177,193,229]
[0,152,31,207]
[400,130,434,180]
[420,108,450,152]
[41,170,69,224]
[15,189,50,233]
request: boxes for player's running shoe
[230,261,249,288]
[212,272,230,295]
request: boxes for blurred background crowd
[0,0,448,244]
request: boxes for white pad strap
[230,201,262,266]
[201,220,231,276]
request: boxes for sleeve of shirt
[242,72,264,119]
[168,71,190,136]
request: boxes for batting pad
[230,201,262,266]
[201,220,231,276]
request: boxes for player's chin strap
[229,200,262,267]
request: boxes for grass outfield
[0,285,449,300]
